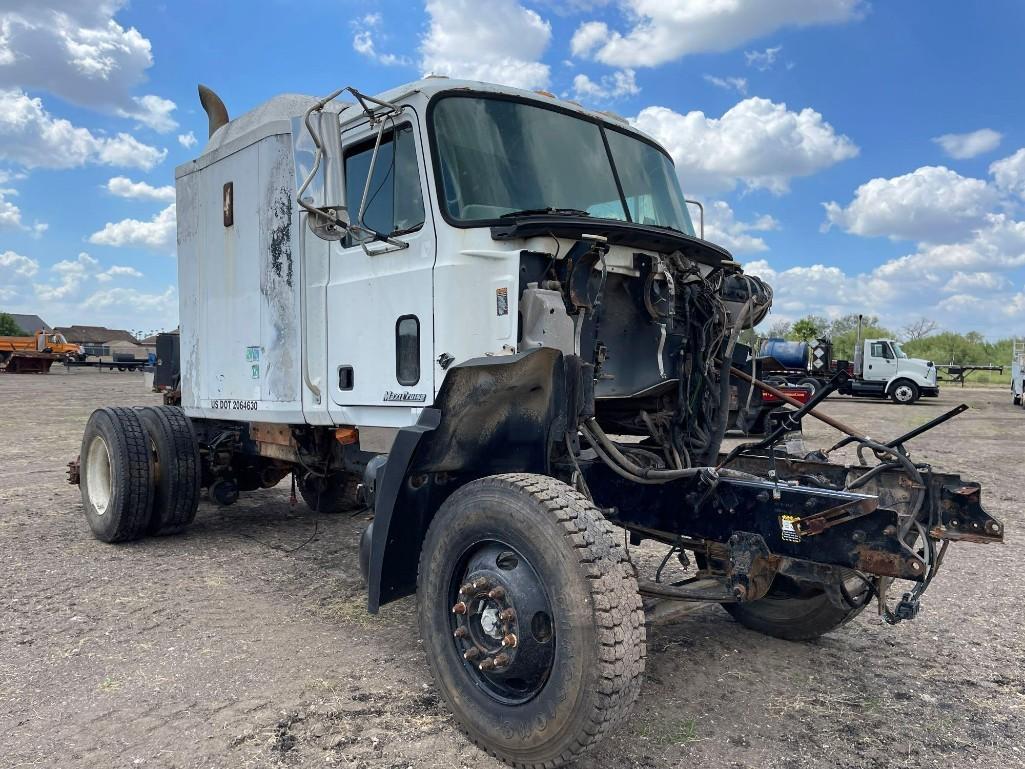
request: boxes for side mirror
[307,205,350,241]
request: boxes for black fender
[366,347,588,611]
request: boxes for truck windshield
[891,342,908,359]
[430,95,695,234]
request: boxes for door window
[871,342,893,359]
[344,123,425,245]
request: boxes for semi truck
[759,330,939,404]
[68,78,1000,767]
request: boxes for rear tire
[299,471,362,514]
[890,379,920,404]
[417,474,645,768]
[722,574,867,641]
[79,407,154,543]
[137,406,200,535]
[797,377,820,394]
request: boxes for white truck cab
[849,337,938,404]
[70,77,1003,769]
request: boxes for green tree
[789,315,829,342]
[826,313,878,339]
[0,312,26,336]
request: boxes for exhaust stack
[198,84,229,138]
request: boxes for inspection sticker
[780,514,802,544]
[496,286,509,316]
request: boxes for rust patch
[855,546,924,580]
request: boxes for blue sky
[2,0,1024,337]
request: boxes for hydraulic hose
[580,419,757,484]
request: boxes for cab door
[325,114,436,423]
[865,340,897,381]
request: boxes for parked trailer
[68,78,1001,767]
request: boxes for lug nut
[479,657,496,672]
[464,647,481,661]
[494,653,511,668]
[501,633,518,648]
[488,586,506,600]
[499,608,516,622]
[471,577,490,591]
[453,627,467,639]
[451,601,467,615]
[458,582,474,596]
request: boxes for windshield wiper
[499,207,591,219]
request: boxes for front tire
[722,574,868,641]
[417,474,645,768]
[79,407,154,543]
[890,379,920,404]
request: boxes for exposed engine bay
[517,233,771,468]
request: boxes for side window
[343,123,425,245]
[870,342,892,359]
[395,315,420,386]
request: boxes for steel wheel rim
[895,385,913,402]
[86,435,113,515]
[448,540,556,705]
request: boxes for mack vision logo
[384,390,427,403]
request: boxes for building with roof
[6,314,51,334]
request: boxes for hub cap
[85,435,112,515]
[894,385,913,402]
[449,541,555,704]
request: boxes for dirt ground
[2,368,1023,769]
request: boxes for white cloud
[0,249,39,277]
[0,188,23,229]
[95,264,143,282]
[0,89,166,170]
[352,13,410,67]
[88,203,176,250]
[703,74,747,94]
[745,45,783,71]
[117,94,178,133]
[631,97,858,195]
[822,166,999,243]
[82,285,176,315]
[0,2,156,114]
[943,271,1010,293]
[0,183,47,234]
[570,20,609,57]
[420,0,552,90]
[34,251,99,301]
[0,249,39,302]
[177,131,197,149]
[702,200,778,253]
[748,206,1025,337]
[572,0,863,68]
[572,69,639,101]
[106,176,175,202]
[991,147,1025,199]
[932,128,1002,160]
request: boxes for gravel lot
[2,368,1023,769]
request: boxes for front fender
[365,347,574,611]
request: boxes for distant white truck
[844,337,939,404]
[1013,339,1025,406]
[760,332,939,405]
